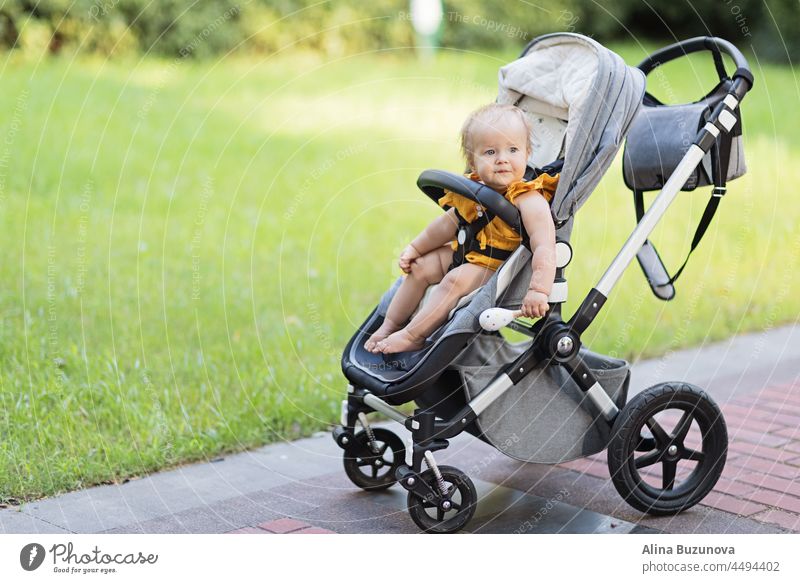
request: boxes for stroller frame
[333,36,753,533]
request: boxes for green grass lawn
[0,44,798,501]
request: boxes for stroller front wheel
[407,465,477,533]
[607,382,727,515]
[343,428,405,490]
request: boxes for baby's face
[470,115,529,192]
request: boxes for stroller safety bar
[417,170,523,236]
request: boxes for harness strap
[447,207,514,271]
[441,164,561,271]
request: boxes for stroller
[332,33,753,533]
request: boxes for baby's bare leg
[376,263,494,354]
[364,246,452,352]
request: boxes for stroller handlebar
[637,36,753,98]
[416,170,523,236]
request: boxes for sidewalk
[3,324,800,534]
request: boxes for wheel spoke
[450,502,461,511]
[437,508,445,522]
[635,436,656,451]
[356,458,371,467]
[646,417,671,447]
[662,460,677,490]
[683,447,705,462]
[673,410,694,442]
[378,443,389,456]
[634,450,661,469]
[371,465,378,479]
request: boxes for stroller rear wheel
[407,466,477,533]
[343,428,405,490]
[607,382,727,515]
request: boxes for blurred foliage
[0,0,796,62]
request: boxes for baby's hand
[398,245,421,273]
[521,289,550,319]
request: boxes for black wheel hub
[406,465,477,533]
[633,409,707,492]
[342,428,405,491]
[351,441,392,477]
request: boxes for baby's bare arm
[409,208,459,255]
[516,192,556,295]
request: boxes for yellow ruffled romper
[437,172,560,271]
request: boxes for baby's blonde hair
[460,103,533,170]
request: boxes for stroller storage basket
[452,335,630,464]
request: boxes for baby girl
[365,103,558,354]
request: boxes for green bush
[115,0,243,59]
[750,0,800,64]
[0,1,797,65]
[440,0,584,52]
[0,0,244,58]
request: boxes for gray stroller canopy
[497,33,645,224]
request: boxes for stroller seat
[343,244,533,405]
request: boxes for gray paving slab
[291,497,421,534]
[629,324,800,400]
[15,485,167,533]
[101,490,318,534]
[100,506,232,534]
[0,508,71,534]
[240,437,345,479]
[117,453,294,514]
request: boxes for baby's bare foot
[364,320,401,353]
[375,329,425,354]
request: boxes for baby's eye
[510,147,519,153]
[484,149,495,156]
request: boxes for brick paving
[717,382,800,530]
[554,380,800,533]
